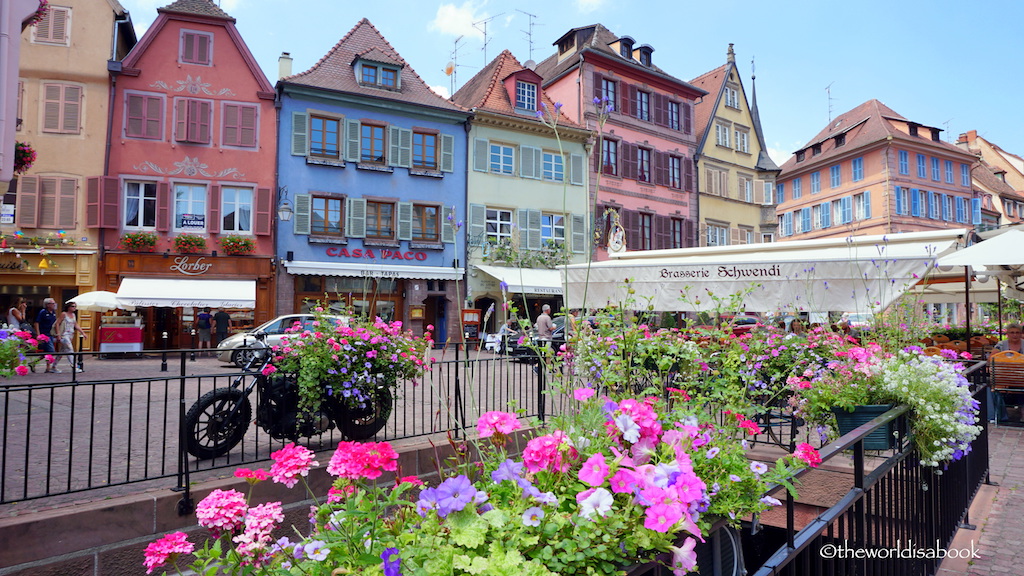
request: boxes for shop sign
[170,256,214,275]
[0,204,14,225]
[325,247,428,261]
[0,254,26,270]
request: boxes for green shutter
[346,197,366,238]
[571,213,586,253]
[469,203,486,246]
[398,128,413,168]
[473,138,489,172]
[344,119,361,162]
[440,134,455,172]
[388,125,402,167]
[441,206,457,244]
[397,201,413,240]
[569,154,585,185]
[293,193,311,235]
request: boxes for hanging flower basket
[173,233,206,254]
[120,231,157,252]
[13,142,37,175]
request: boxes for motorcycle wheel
[340,386,393,440]
[232,347,258,369]
[185,388,252,459]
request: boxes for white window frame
[485,208,514,243]
[515,80,537,111]
[715,124,730,148]
[221,186,253,233]
[636,90,650,121]
[173,182,207,232]
[667,101,680,130]
[541,213,566,245]
[542,152,564,182]
[123,180,158,230]
[707,224,729,246]
[490,143,514,175]
[735,130,749,153]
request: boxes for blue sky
[122,0,1024,166]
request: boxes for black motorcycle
[184,332,393,459]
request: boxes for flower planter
[831,404,896,450]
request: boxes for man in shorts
[33,298,58,372]
[196,307,213,355]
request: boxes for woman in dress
[55,302,87,372]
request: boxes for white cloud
[430,84,451,99]
[430,2,487,41]
[574,0,606,13]
[767,146,793,167]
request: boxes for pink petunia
[143,532,194,574]
[477,411,522,438]
[644,502,683,532]
[14,365,28,376]
[234,468,270,485]
[669,538,698,575]
[573,387,596,402]
[260,364,277,376]
[269,443,318,488]
[609,469,638,494]
[195,489,247,537]
[578,453,609,487]
[794,443,822,468]
[327,440,399,479]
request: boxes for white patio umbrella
[938,228,1024,269]
[67,291,135,312]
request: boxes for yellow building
[3,0,136,347]
[690,44,778,246]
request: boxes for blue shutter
[822,201,831,228]
[863,192,871,219]
[895,187,904,215]
[776,183,785,204]
[971,198,982,225]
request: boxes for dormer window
[638,45,654,67]
[796,151,806,162]
[358,61,401,91]
[909,124,919,137]
[812,144,822,156]
[618,37,634,59]
[931,128,941,142]
[515,80,538,111]
[558,37,574,55]
[835,134,846,147]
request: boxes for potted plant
[219,235,255,255]
[173,233,206,254]
[13,141,37,175]
[120,231,158,252]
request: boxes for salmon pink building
[92,0,276,348]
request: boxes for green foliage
[120,231,158,251]
[219,235,255,254]
[173,233,206,253]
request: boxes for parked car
[216,314,348,368]
[843,312,874,329]
[507,316,567,362]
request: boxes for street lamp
[277,186,293,222]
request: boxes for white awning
[284,260,464,280]
[117,278,256,308]
[475,264,563,295]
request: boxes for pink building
[536,25,706,258]
[93,0,277,347]
[776,100,979,240]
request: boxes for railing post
[76,333,85,373]
[453,341,463,438]
[174,361,194,515]
[160,331,169,372]
[537,356,547,423]
[190,329,197,362]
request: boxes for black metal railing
[746,360,991,576]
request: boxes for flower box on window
[219,235,255,255]
[120,231,157,252]
[173,233,206,254]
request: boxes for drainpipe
[100,12,130,262]
[693,152,701,247]
[273,84,283,316]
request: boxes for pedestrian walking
[213,308,231,345]
[196,307,213,355]
[34,298,59,372]
[55,302,87,372]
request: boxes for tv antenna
[517,9,539,62]
[825,81,835,122]
[943,118,953,141]
[447,35,466,95]
[473,13,505,65]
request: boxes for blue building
[276,19,470,342]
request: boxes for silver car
[216,314,347,367]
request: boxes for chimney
[727,43,735,64]
[278,52,293,79]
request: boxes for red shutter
[174,100,187,141]
[208,185,221,234]
[223,104,239,146]
[145,96,162,139]
[101,176,119,229]
[684,158,694,192]
[126,94,143,137]
[682,103,692,134]
[622,143,638,181]
[16,176,39,228]
[653,93,665,127]
[196,34,210,64]
[619,82,631,117]
[594,139,603,172]
[593,71,603,100]
[627,85,637,117]
[58,178,76,228]
[240,106,257,147]
[156,182,170,232]
[654,151,667,186]
[654,215,670,250]
[254,187,272,236]
[182,32,195,62]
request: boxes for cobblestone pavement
[937,425,1024,576]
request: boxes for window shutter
[62,86,80,133]
[240,105,257,147]
[626,84,637,117]
[224,104,240,146]
[619,81,631,117]
[864,192,872,219]
[593,72,603,99]
[520,146,540,179]
[569,153,584,186]
[86,177,101,227]
[440,134,455,172]
[346,197,366,238]
[441,206,457,244]
[16,176,39,228]
[399,128,413,168]
[571,213,586,253]
[397,201,413,240]
[196,34,210,64]
[473,138,489,172]
[388,125,402,167]
[622,143,638,180]
[622,209,640,251]
[292,193,311,235]
[255,187,272,234]
[682,103,692,134]
[754,180,766,204]
[344,119,361,162]
[175,99,188,141]
[527,209,542,250]
[730,227,742,245]
[654,151,668,186]
[593,139,603,172]
[43,84,62,131]
[156,182,170,232]
[654,215,670,250]
[469,203,486,246]
[197,100,211,143]
[653,93,666,127]
[182,32,195,62]
[684,158,693,192]
[517,209,530,249]
[145,96,162,139]
[100,176,119,229]
[291,112,308,155]
[127,94,144,137]
[208,186,221,234]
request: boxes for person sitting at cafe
[995,323,1024,354]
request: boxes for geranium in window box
[120,231,157,252]
[173,233,206,254]
[219,235,255,255]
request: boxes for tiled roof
[688,63,727,149]
[534,24,705,97]
[779,99,973,174]
[975,160,1021,198]
[282,19,465,114]
[451,50,583,129]
[158,0,234,21]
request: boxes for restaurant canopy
[561,229,966,313]
[116,278,256,308]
